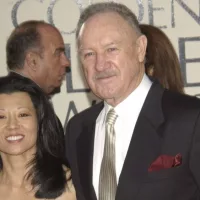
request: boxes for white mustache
[94,71,116,80]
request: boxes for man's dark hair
[0,75,69,199]
[6,20,50,70]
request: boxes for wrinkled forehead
[79,12,127,34]
[78,12,138,48]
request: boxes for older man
[6,20,70,95]
[65,2,200,200]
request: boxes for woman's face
[0,92,38,156]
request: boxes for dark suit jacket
[8,71,41,88]
[65,82,200,200]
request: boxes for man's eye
[107,47,118,52]
[19,113,30,117]
[0,115,6,119]
[84,52,94,58]
[61,50,67,56]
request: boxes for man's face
[36,25,70,94]
[78,12,147,106]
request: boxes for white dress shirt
[92,74,152,198]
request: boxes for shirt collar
[104,74,152,118]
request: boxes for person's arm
[56,167,76,200]
[56,183,76,200]
[64,119,72,165]
[189,111,200,188]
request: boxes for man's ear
[25,51,40,71]
[136,34,147,63]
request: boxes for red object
[148,153,182,172]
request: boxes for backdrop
[0,0,200,125]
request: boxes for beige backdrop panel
[0,0,200,125]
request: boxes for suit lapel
[116,82,165,200]
[76,103,104,200]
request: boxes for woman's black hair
[0,75,69,199]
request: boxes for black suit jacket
[65,82,200,200]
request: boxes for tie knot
[106,109,118,125]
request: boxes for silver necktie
[99,108,118,200]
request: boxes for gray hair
[76,2,141,41]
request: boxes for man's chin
[49,86,61,96]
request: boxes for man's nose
[95,53,106,71]
[62,53,70,68]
